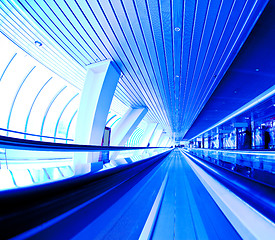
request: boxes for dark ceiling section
[184,0,275,140]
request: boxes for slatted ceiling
[140,0,173,127]
[0,1,86,89]
[94,0,171,129]
[127,0,172,127]
[109,96,129,117]
[115,85,133,106]
[137,0,170,103]
[1,0,268,139]
[185,2,264,135]
[65,3,107,61]
[179,0,224,131]
[23,2,91,65]
[44,3,98,63]
[181,0,261,136]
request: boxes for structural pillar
[139,122,158,147]
[251,112,255,149]
[158,135,169,147]
[166,138,172,147]
[218,132,223,149]
[73,60,120,175]
[164,136,171,147]
[149,125,163,147]
[156,131,165,147]
[110,107,147,160]
[111,107,148,146]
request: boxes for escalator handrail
[0,135,171,152]
[0,150,172,239]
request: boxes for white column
[158,135,169,147]
[74,60,120,175]
[111,107,148,146]
[139,122,158,147]
[110,107,147,161]
[165,139,171,147]
[156,132,165,147]
[162,136,169,147]
[150,125,163,147]
[146,124,158,147]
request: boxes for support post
[161,136,169,147]
[219,132,223,149]
[149,125,163,147]
[111,107,148,146]
[158,135,167,147]
[110,107,147,160]
[73,60,120,175]
[166,139,172,147]
[139,122,158,147]
[156,132,166,147]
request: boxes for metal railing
[0,128,74,142]
[186,147,275,186]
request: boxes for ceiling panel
[0,0,269,138]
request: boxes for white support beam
[165,139,171,147]
[110,107,147,161]
[166,139,173,147]
[150,125,163,147]
[156,132,165,147]
[158,135,169,147]
[140,122,158,147]
[73,60,120,175]
[162,136,169,147]
[146,124,158,147]
[111,107,148,146]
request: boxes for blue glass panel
[54,93,79,142]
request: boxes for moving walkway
[0,138,274,239]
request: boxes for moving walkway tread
[0,151,171,239]
[151,150,241,240]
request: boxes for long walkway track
[151,149,241,240]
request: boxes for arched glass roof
[0,33,80,142]
[0,33,134,144]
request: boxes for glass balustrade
[0,136,170,190]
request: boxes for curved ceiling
[0,0,269,139]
